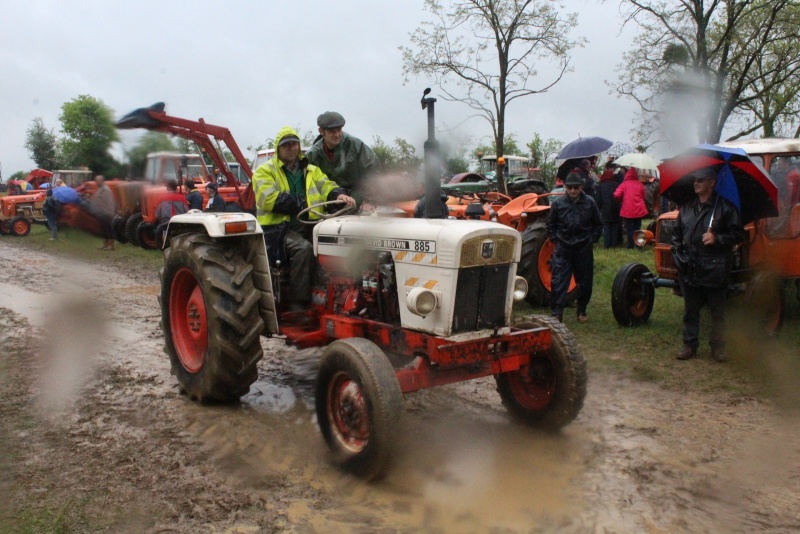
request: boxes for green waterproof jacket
[305,132,379,201]
[252,126,344,227]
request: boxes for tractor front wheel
[10,217,31,237]
[518,225,576,307]
[496,315,587,430]
[743,271,784,334]
[612,263,655,326]
[315,338,403,480]
[160,233,264,402]
[125,213,143,247]
[136,221,158,250]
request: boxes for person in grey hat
[304,111,379,204]
[546,171,602,324]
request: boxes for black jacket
[596,178,621,223]
[671,193,744,288]
[547,192,602,248]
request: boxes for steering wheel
[476,191,512,205]
[297,200,357,224]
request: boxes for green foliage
[8,171,27,181]
[127,132,176,178]
[615,0,800,144]
[59,95,119,175]
[526,133,563,184]
[371,136,421,173]
[25,118,62,170]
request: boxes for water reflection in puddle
[245,382,300,414]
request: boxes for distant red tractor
[114,103,254,250]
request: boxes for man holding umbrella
[671,167,744,362]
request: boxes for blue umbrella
[557,136,614,160]
[52,185,81,204]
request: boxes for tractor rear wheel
[125,213,143,247]
[743,271,784,334]
[10,217,31,237]
[518,225,576,307]
[112,215,129,244]
[136,221,158,250]
[612,263,655,326]
[496,315,587,430]
[316,338,403,480]
[160,233,264,402]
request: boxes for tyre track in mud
[1,239,798,533]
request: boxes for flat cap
[564,173,583,186]
[317,111,345,129]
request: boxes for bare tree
[612,0,800,150]
[401,0,583,193]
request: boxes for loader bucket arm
[116,103,253,208]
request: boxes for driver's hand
[337,194,356,207]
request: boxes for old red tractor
[612,139,800,331]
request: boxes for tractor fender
[164,211,279,335]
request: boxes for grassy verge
[19,223,163,273]
[514,230,800,403]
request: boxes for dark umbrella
[659,144,778,225]
[52,185,81,204]
[557,136,613,160]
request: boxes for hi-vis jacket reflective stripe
[252,126,340,226]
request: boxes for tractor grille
[460,235,515,267]
[657,249,678,277]
[658,219,676,245]
[452,264,509,333]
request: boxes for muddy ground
[1,238,798,533]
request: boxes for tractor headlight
[407,287,440,316]
[513,276,528,301]
[633,229,654,248]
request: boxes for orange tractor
[612,139,800,331]
[114,103,254,250]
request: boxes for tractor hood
[314,216,521,269]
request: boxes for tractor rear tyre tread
[315,338,403,480]
[125,213,143,247]
[136,221,158,250]
[612,262,655,326]
[518,225,577,307]
[743,271,784,334]
[112,215,129,244]
[160,233,264,402]
[495,315,587,430]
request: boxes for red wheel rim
[539,240,577,293]
[13,220,28,235]
[169,268,207,373]
[327,372,369,453]
[506,356,556,411]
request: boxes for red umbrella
[659,144,779,224]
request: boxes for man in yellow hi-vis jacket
[252,126,355,308]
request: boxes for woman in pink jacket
[613,167,649,248]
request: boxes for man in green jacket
[304,111,379,205]
[252,126,355,308]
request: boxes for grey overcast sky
[0,0,642,177]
